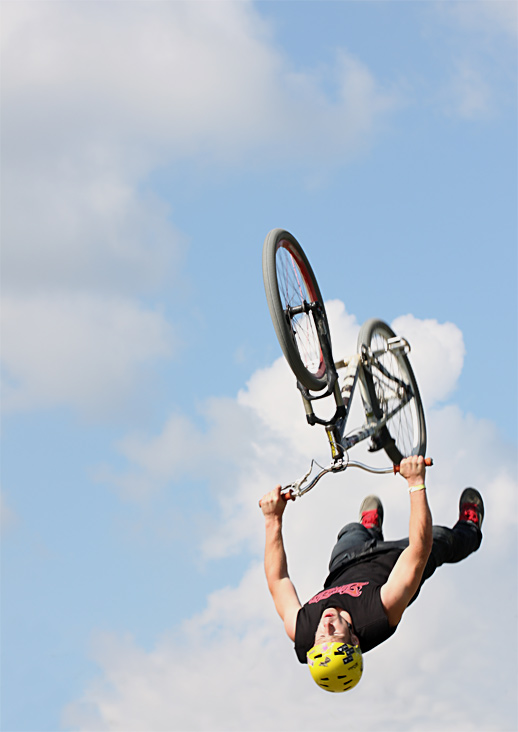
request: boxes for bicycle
[262,228,430,500]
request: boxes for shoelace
[460,502,480,524]
[361,509,380,529]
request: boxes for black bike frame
[291,302,413,467]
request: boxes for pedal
[387,336,410,354]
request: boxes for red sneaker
[359,495,384,531]
[459,488,484,528]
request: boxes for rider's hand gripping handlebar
[393,457,433,473]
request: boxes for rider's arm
[380,456,433,627]
[261,486,302,642]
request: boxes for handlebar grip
[258,490,295,509]
[393,457,433,474]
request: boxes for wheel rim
[275,240,326,379]
[370,330,421,456]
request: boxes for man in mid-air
[259,456,483,692]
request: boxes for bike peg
[393,458,433,474]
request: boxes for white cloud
[2,165,185,297]
[1,293,174,418]
[442,60,493,119]
[1,2,397,168]
[63,307,517,730]
[443,0,518,40]
[391,314,465,410]
[1,2,275,168]
[429,0,516,120]
[1,2,400,419]
[1,1,398,298]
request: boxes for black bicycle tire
[358,319,426,464]
[262,229,329,391]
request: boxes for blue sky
[1,2,517,731]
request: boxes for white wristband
[408,484,426,493]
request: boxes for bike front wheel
[262,229,330,391]
[358,319,426,464]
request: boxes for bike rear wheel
[358,319,426,464]
[262,229,329,391]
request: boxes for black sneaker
[359,495,384,532]
[459,488,484,529]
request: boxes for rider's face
[314,608,359,646]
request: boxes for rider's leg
[328,523,380,573]
[422,488,483,581]
[328,489,483,580]
[328,495,385,573]
[422,522,482,580]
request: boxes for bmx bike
[262,228,430,500]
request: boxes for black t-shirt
[294,549,405,663]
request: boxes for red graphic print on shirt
[308,582,369,604]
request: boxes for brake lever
[281,458,347,499]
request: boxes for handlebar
[278,456,434,501]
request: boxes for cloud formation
[1,1,399,419]
[1,294,174,417]
[442,0,518,40]
[391,314,465,409]
[2,1,397,169]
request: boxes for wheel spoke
[263,229,329,391]
[363,323,425,460]
[276,245,324,378]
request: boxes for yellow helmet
[307,642,363,693]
